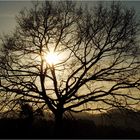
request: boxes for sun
[45,51,59,65]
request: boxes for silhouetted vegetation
[0,1,140,137]
[0,111,140,138]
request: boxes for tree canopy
[0,1,140,127]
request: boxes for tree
[0,1,140,136]
[19,101,34,128]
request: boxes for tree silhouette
[19,101,34,128]
[0,1,140,136]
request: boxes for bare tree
[0,1,140,135]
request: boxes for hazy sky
[0,1,140,35]
[0,1,32,34]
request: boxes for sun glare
[45,52,59,65]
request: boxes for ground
[0,115,139,139]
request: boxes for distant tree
[19,101,34,128]
[19,101,33,119]
[0,1,140,136]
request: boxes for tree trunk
[54,109,64,138]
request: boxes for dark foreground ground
[0,117,140,139]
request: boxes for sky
[0,1,32,34]
[0,1,140,112]
[0,1,140,35]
